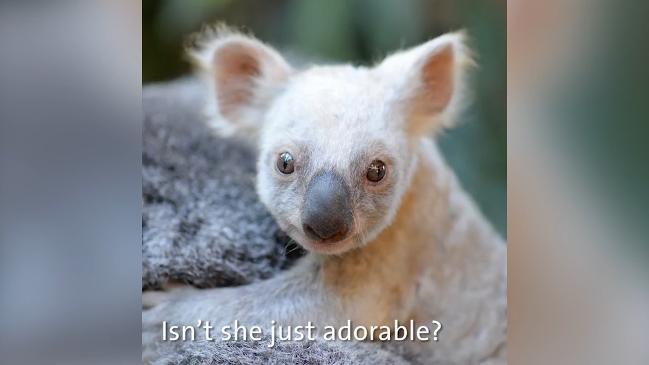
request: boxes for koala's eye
[277,152,295,174]
[366,160,386,182]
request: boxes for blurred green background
[143,0,506,235]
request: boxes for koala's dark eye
[366,160,386,182]
[277,152,295,174]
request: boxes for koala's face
[193,28,469,254]
[256,68,417,253]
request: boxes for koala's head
[191,27,472,254]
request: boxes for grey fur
[142,78,303,290]
[154,337,413,365]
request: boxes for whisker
[281,235,303,256]
[286,244,301,255]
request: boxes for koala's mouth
[295,230,358,254]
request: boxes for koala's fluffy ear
[189,26,292,138]
[376,32,474,134]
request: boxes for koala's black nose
[302,171,353,243]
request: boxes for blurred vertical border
[509,0,649,364]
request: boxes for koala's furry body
[143,25,506,365]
